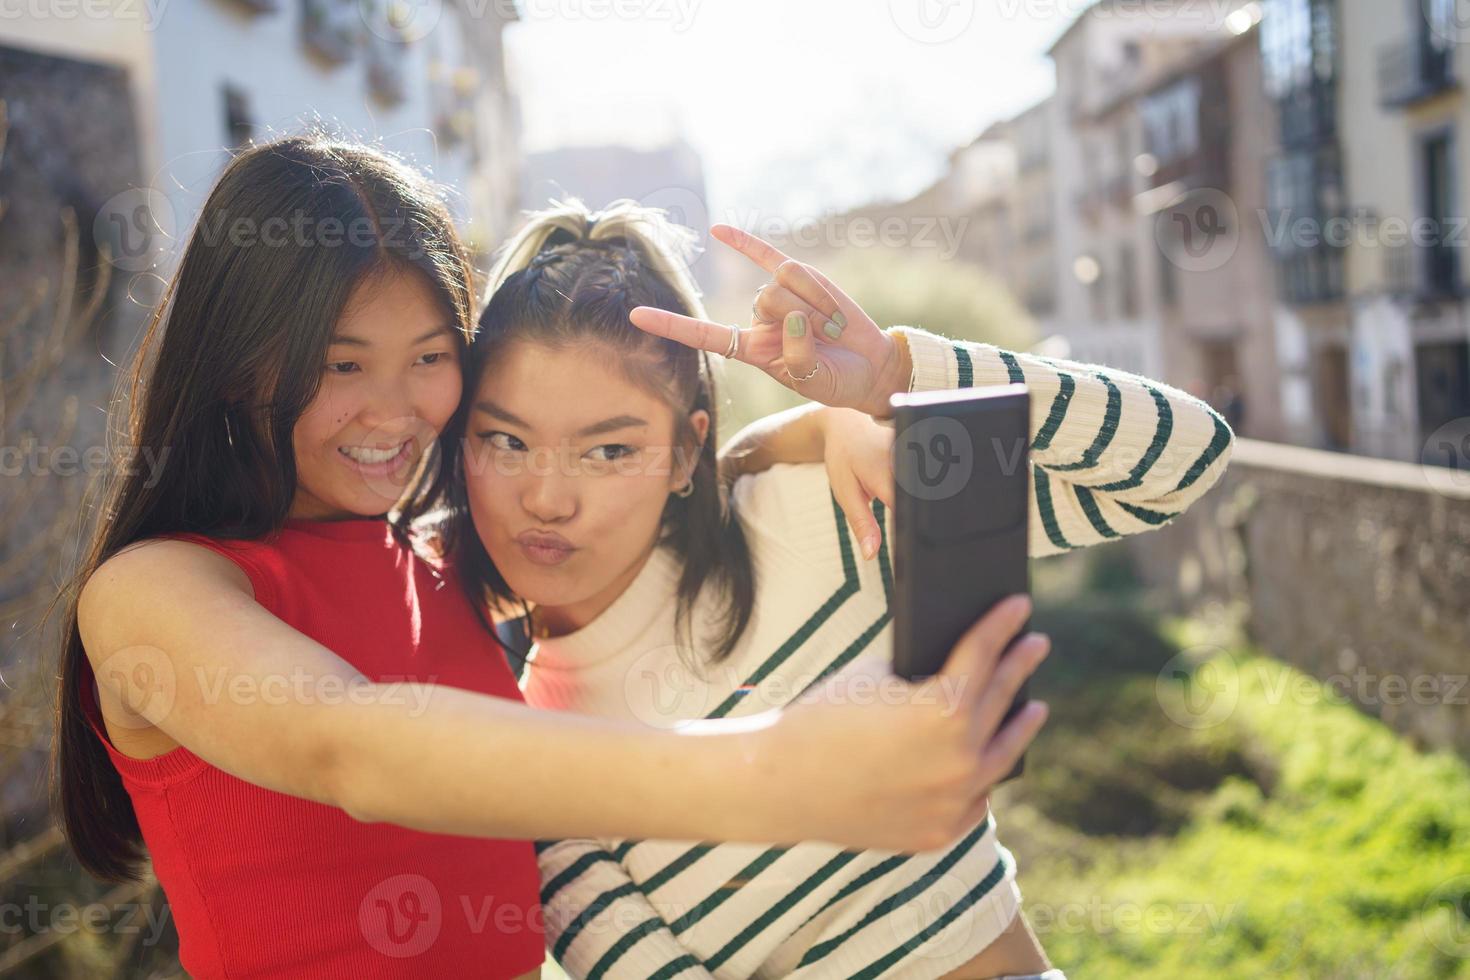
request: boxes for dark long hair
[449,199,756,664]
[52,135,478,881]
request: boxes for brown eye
[482,432,524,452]
[586,445,636,463]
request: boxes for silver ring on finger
[751,283,777,324]
[723,325,742,360]
[786,361,820,383]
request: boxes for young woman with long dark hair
[55,137,1048,978]
[458,202,1233,979]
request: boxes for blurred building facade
[1259,0,1351,451]
[0,0,523,267]
[1142,20,1285,442]
[927,104,1057,326]
[1046,0,1278,429]
[871,0,1470,464]
[898,1,1277,434]
[1259,0,1470,462]
[1336,0,1469,464]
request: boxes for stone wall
[1128,437,1470,757]
[0,42,148,818]
[0,43,147,607]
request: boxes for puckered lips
[516,529,577,567]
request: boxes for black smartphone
[890,383,1032,782]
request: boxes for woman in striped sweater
[456,202,1233,979]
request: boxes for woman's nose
[522,456,578,523]
[358,375,418,435]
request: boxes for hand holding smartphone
[891,384,1034,782]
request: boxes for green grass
[991,574,1470,980]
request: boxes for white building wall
[145,2,514,262]
[1349,295,1416,459]
[1273,306,1316,445]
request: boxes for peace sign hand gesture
[628,225,911,419]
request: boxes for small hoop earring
[673,479,695,498]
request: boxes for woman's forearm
[330,682,783,843]
[88,540,1052,856]
[717,402,827,479]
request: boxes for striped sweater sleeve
[537,838,714,980]
[891,325,1235,557]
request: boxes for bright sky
[505,0,1076,221]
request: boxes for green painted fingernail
[823,321,843,340]
[832,311,847,328]
[787,312,806,337]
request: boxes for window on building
[1159,246,1178,306]
[1424,0,1457,57]
[222,84,253,149]
[1119,244,1139,318]
[1262,0,1314,98]
[1383,360,1403,421]
[302,0,357,63]
[1266,143,1346,303]
[1142,78,1202,166]
[1422,130,1459,295]
[1262,0,1338,145]
[1415,341,1470,463]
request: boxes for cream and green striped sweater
[520,326,1234,979]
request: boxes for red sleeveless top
[78,517,544,978]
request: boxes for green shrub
[992,604,1470,979]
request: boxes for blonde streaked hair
[481,197,707,320]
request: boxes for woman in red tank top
[54,136,1048,979]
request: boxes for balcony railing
[1269,227,1347,306]
[1275,85,1337,148]
[1383,239,1462,300]
[1378,38,1457,108]
[1424,242,1462,297]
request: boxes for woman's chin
[496,561,579,609]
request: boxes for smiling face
[464,338,708,634]
[288,264,463,521]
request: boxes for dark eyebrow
[331,324,456,348]
[575,415,649,438]
[473,400,648,438]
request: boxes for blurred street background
[1,0,1469,976]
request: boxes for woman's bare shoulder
[79,538,254,646]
